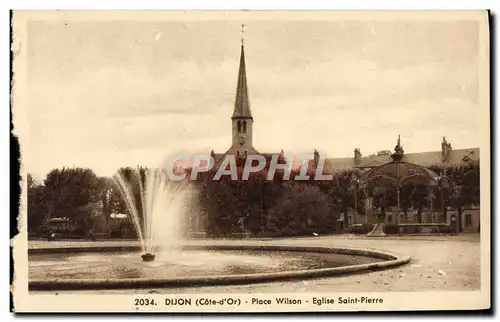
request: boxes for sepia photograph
[11,10,490,312]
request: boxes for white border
[4,1,498,321]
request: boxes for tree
[319,170,356,228]
[42,167,101,234]
[27,173,47,234]
[409,185,430,223]
[460,164,480,206]
[371,184,397,218]
[399,184,414,220]
[96,176,127,229]
[198,178,246,236]
[265,183,335,236]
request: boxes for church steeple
[230,25,254,154]
[232,43,252,119]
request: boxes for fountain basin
[28,244,410,291]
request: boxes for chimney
[278,149,285,163]
[354,148,362,166]
[313,149,320,166]
[441,137,452,163]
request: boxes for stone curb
[29,244,411,291]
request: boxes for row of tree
[27,169,126,236]
[26,161,480,238]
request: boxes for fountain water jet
[113,167,192,261]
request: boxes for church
[208,40,286,171]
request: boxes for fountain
[141,253,156,262]
[112,167,192,261]
[27,165,411,291]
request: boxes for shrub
[437,225,454,234]
[384,224,400,235]
[351,224,374,234]
[265,182,337,237]
[401,226,423,234]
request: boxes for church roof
[232,45,252,119]
[324,157,356,172]
[358,161,440,187]
[205,147,479,175]
[211,150,285,165]
[356,148,479,169]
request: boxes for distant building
[339,136,478,172]
[45,217,75,233]
[93,213,136,238]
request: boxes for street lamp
[349,176,361,226]
[353,178,360,225]
[364,186,369,223]
[437,171,451,223]
[428,190,435,223]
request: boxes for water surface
[29,250,379,280]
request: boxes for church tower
[230,30,254,156]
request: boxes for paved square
[28,234,481,294]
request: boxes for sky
[22,16,481,179]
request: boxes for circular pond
[30,249,379,280]
[28,244,410,290]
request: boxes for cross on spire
[240,24,245,45]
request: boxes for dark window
[465,214,472,226]
[243,121,247,133]
[237,121,241,133]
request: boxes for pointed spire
[394,134,403,152]
[232,39,252,119]
[391,134,404,162]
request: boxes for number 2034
[134,298,157,306]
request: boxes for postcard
[11,10,490,312]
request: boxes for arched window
[243,121,247,133]
[237,121,242,133]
